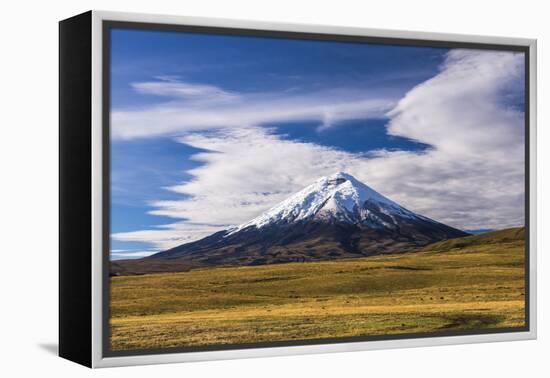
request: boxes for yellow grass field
[109,228,525,351]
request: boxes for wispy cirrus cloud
[112,222,228,251]
[131,79,242,103]
[111,250,159,259]
[112,49,525,252]
[112,79,396,139]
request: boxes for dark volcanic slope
[111,173,468,275]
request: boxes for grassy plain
[109,228,525,351]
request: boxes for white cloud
[131,79,241,103]
[112,222,226,251]
[110,250,159,259]
[152,128,363,222]
[112,82,395,139]
[367,49,525,229]
[386,49,524,155]
[112,49,525,251]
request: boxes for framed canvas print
[59,10,537,368]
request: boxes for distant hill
[111,226,524,276]
[419,227,524,253]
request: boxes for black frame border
[59,11,93,367]
[101,20,531,359]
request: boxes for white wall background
[0,0,546,376]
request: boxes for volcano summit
[112,173,467,274]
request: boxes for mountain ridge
[227,172,409,233]
[111,172,469,274]
[110,227,522,276]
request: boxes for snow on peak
[229,172,416,233]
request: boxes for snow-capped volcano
[136,173,468,270]
[229,172,419,234]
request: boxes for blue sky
[109,28,525,260]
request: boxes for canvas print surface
[107,27,527,353]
